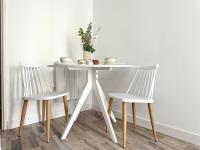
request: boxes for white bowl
[104,57,118,64]
[60,57,73,63]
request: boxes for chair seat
[108,93,153,103]
[23,91,69,101]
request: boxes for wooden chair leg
[46,100,51,143]
[18,100,28,136]
[122,102,127,148]
[108,97,113,116]
[132,103,136,128]
[147,103,158,142]
[106,97,113,132]
[63,96,68,121]
[42,101,46,123]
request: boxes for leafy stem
[78,22,100,53]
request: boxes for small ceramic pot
[86,60,93,65]
[93,59,99,65]
[78,60,86,64]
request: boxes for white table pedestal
[61,69,117,143]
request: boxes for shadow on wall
[9,66,20,129]
[55,67,89,109]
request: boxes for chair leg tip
[18,132,21,137]
[122,143,126,149]
[153,137,158,142]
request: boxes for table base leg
[93,79,118,143]
[95,80,117,123]
[61,82,92,140]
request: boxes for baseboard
[93,104,200,146]
[114,109,200,146]
[7,100,92,129]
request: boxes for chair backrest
[20,64,52,96]
[126,64,159,99]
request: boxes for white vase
[83,51,93,60]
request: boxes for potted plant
[78,22,100,60]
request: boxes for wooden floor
[1,110,200,150]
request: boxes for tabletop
[55,63,135,70]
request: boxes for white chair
[18,64,69,142]
[107,64,159,148]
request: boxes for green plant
[78,22,100,53]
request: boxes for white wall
[4,0,93,129]
[93,0,200,146]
